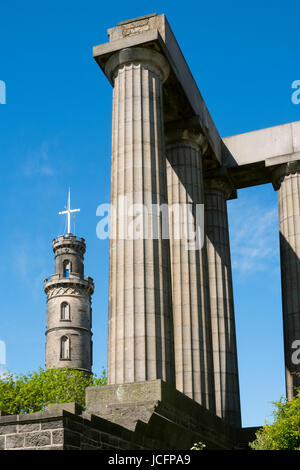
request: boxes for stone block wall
[0,412,65,450]
[0,406,159,451]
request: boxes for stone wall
[0,411,65,450]
[0,407,152,450]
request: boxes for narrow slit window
[60,336,71,360]
[63,260,71,278]
[61,302,70,321]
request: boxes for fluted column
[165,128,216,412]
[272,162,300,399]
[106,47,175,386]
[204,173,241,428]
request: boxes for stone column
[105,48,175,386]
[204,172,241,428]
[272,161,300,399]
[165,127,216,412]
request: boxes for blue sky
[0,0,299,428]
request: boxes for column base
[85,380,254,450]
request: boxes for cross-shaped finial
[59,188,80,234]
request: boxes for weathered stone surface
[204,174,241,428]
[0,424,17,435]
[45,402,83,415]
[272,162,300,398]
[106,46,175,386]
[40,420,64,430]
[165,130,215,412]
[35,445,64,450]
[18,423,41,432]
[51,429,64,445]
[87,380,161,410]
[25,431,51,447]
[6,433,25,449]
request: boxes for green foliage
[250,390,300,450]
[191,441,206,450]
[0,367,107,415]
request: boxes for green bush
[0,367,107,415]
[250,389,300,450]
[191,441,206,450]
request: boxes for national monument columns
[105,47,175,385]
[93,13,246,431]
[204,171,241,427]
[272,161,300,400]
[165,127,216,412]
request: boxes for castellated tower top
[52,234,87,280]
[44,234,94,290]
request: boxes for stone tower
[44,234,94,374]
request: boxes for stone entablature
[93,13,226,166]
[222,120,300,189]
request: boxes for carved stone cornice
[204,167,237,200]
[271,161,300,190]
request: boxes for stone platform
[85,379,255,450]
[0,380,258,450]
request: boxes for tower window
[63,260,71,278]
[60,336,71,360]
[61,302,70,321]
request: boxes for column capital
[164,118,209,154]
[105,47,170,84]
[204,167,237,200]
[271,161,300,190]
